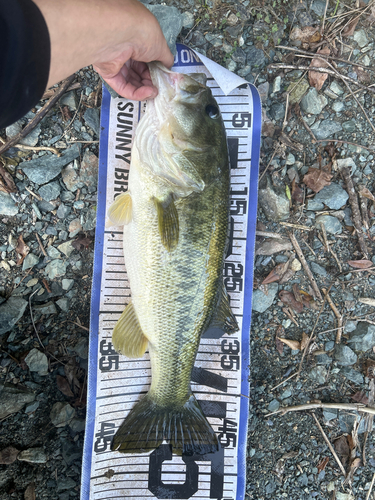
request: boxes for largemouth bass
[108,63,238,456]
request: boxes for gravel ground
[1,0,375,499]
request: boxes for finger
[103,73,157,101]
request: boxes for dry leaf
[279,268,296,285]
[24,483,36,500]
[300,289,319,310]
[275,336,284,355]
[262,262,289,285]
[72,234,92,251]
[279,290,304,313]
[276,337,301,351]
[300,332,309,351]
[290,26,321,44]
[0,162,17,194]
[333,435,350,466]
[56,375,74,398]
[309,47,330,90]
[0,446,19,464]
[291,179,304,204]
[15,235,30,266]
[351,390,369,404]
[61,106,72,122]
[303,167,332,193]
[317,457,329,473]
[342,17,359,37]
[354,66,371,84]
[255,238,293,256]
[358,186,375,202]
[358,297,375,307]
[348,259,373,269]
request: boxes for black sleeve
[0,0,50,130]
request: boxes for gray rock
[257,82,269,104]
[0,297,28,335]
[83,205,97,230]
[312,183,349,210]
[33,301,57,315]
[334,344,357,366]
[246,46,267,68]
[311,0,326,15]
[315,353,332,365]
[22,253,39,271]
[73,337,89,359]
[258,176,289,222]
[306,198,324,210]
[147,5,182,54]
[267,399,280,412]
[47,246,61,259]
[310,262,328,277]
[69,417,86,434]
[298,473,308,486]
[56,298,69,312]
[0,382,35,419]
[252,283,278,313]
[24,349,49,376]
[18,447,47,464]
[45,259,67,280]
[332,101,345,113]
[21,144,81,185]
[308,366,327,384]
[353,29,368,48]
[37,200,56,213]
[25,401,40,414]
[342,120,356,133]
[311,120,342,140]
[38,181,61,201]
[330,81,344,95]
[61,278,74,291]
[323,408,337,421]
[79,150,98,187]
[315,215,342,234]
[56,203,71,219]
[83,108,100,136]
[269,102,285,121]
[50,402,76,428]
[0,192,18,216]
[231,47,246,65]
[300,88,327,115]
[60,91,77,110]
[340,367,364,385]
[57,477,77,492]
[6,121,41,147]
[348,322,375,352]
[57,241,75,257]
[181,11,195,29]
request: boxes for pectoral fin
[154,197,179,252]
[112,301,148,358]
[209,282,239,335]
[108,192,132,226]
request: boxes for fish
[107,63,239,456]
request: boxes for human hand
[35,0,174,99]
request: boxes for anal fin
[112,301,148,358]
[209,281,239,335]
[153,196,179,252]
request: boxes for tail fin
[111,393,218,455]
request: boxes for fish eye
[205,104,219,119]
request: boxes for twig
[270,371,298,391]
[276,45,375,72]
[42,278,52,294]
[25,187,42,201]
[0,75,75,157]
[322,287,343,344]
[41,81,81,100]
[35,233,47,257]
[266,401,375,416]
[315,139,374,151]
[358,186,370,230]
[280,222,312,231]
[341,167,369,258]
[295,103,317,143]
[311,412,346,477]
[321,0,330,34]
[9,144,61,156]
[319,222,329,253]
[29,288,44,350]
[282,306,299,326]
[268,64,375,94]
[289,232,323,301]
[68,320,90,332]
[61,92,84,140]
[256,230,284,239]
[366,470,375,500]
